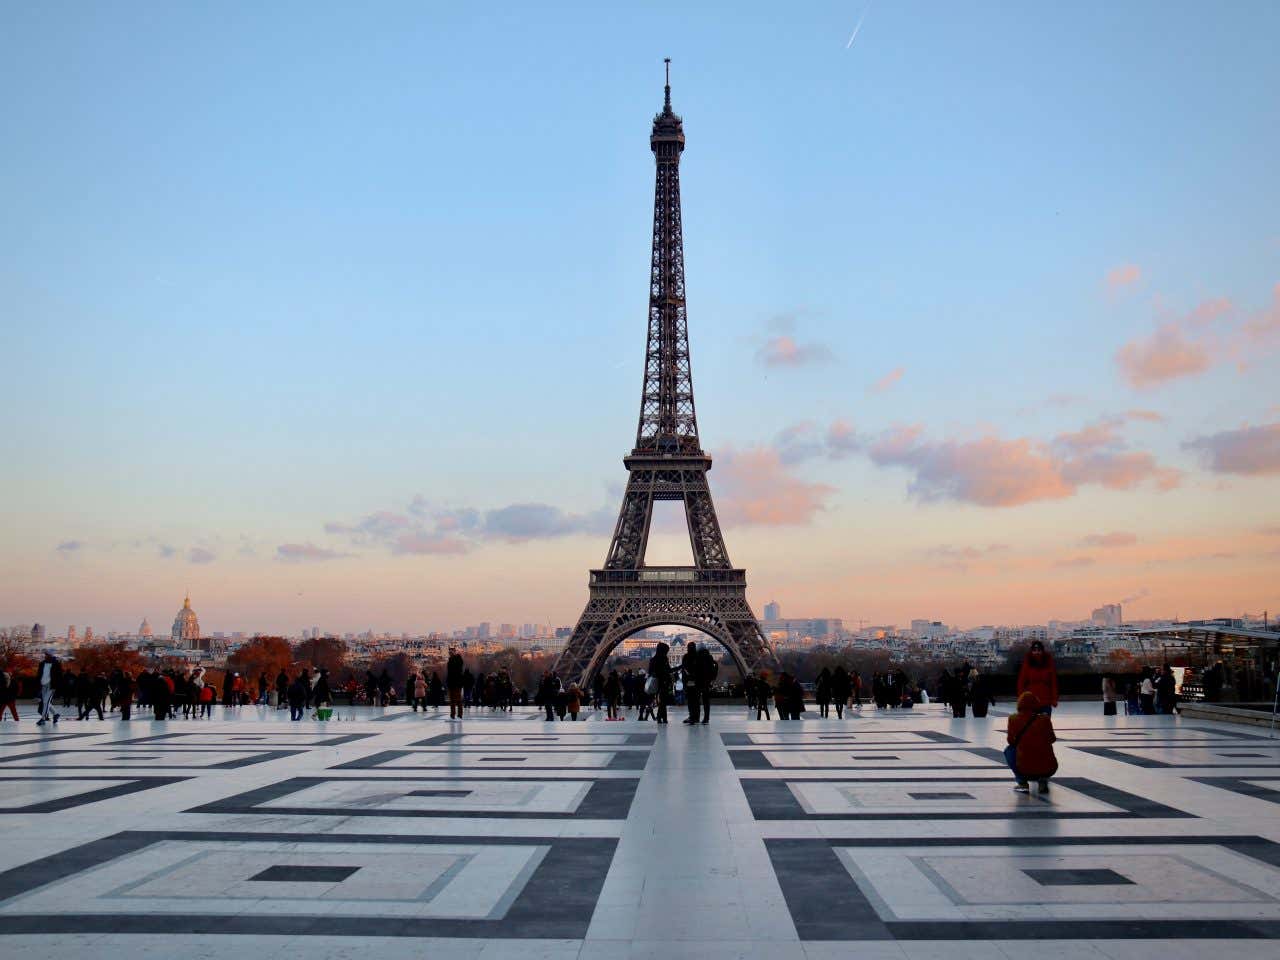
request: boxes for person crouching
[1005,691,1057,795]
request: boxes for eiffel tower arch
[553,62,776,687]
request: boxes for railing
[590,567,746,585]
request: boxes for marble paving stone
[2,702,1279,955]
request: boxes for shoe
[1038,781,1050,794]
[53,714,59,724]
[1013,783,1030,793]
[700,720,709,724]
[682,719,695,724]
[36,720,45,726]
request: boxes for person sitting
[1006,691,1058,794]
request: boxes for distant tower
[31,623,45,643]
[171,594,201,648]
[138,618,153,638]
[764,601,781,622]
[67,626,77,644]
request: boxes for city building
[171,594,201,648]
[138,618,153,638]
[764,600,781,622]
[1091,604,1123,628]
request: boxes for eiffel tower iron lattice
[553,63,776,687]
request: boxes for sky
[2,1,1278,636]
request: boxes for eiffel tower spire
[637,59,698,455]
[552,64,776,687]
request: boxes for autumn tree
[71,641,145,677]
[0,637,37,683]
[294,636,349,677]
[227,636,293,684]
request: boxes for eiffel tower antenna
[552,65,776,687]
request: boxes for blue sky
[3,2,1278,634]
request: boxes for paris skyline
[3,2,1279,635]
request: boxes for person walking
[695,644,717,723]
[648,642,672,725]
[1006,691,1058,794]
[754,672,772,720]
[1139,670,1156,714]
[446,647,465,721]
[35,652,62,726]
[968,669,993,718]
[0,669,20,721]
[1156,666,1178,714]
[287,674,306,721]
[117,672,134,721]
[566,682,583,721]
[1016,640,1059,715]
[1102,674,1119,716]
[313,668,333,711]
[429,671,443,710]
[681,642,702,725]
[814,667,832,718]
[830,666,850,719]
[604,669,622,720]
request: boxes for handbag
[1003,713,1039,774]
[644,676,658,695]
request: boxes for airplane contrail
[845,2,873,49]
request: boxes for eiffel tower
[554,62,776,686]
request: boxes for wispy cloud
[1106,264,1142,289]
[712,446,835,526]
[187,546,216,565]
[324,495,616,557]
[1184,422,1280,476]
[1054,555,1096,568]
[756,335,833,368]
[1081,531,1138,548]
[924,543,1009,574]
[276,543,352,563]
[56,540,84,555]
[1116,319,1214,388]
[869,366,905,394]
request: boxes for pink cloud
[756,335,832,368]
[867,429,1073,507]
[1106,264,1141,288]
[713,446,835,526]
[1125,408,1165,423]
[866,419,1178,508]
[1116,321,1212,388]
[869,367,905,393]
[1184,422,1280,476]
[1081,532,1138,548]
[1054,556,1096,568]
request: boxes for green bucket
[316,707,333,721]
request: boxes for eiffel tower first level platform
[553,63,776,686]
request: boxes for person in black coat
[287,675,307,721]
[830,666,851,719]
[313,669,332,709]
[446,649,465,719]
[648,643,672,725]
[815,668,832,718]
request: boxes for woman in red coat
[1016,640,1059,714]
[1006,691,1058,794]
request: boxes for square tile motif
[739,776,1192,820]
[332,748,648,771]
[189,775,641,819]
[766,835,1280,940]
[1076,744,1280,768]
[116,731,376,747]
[0,747,304,770]
[729,748,999,771]
[0,831,615,938]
